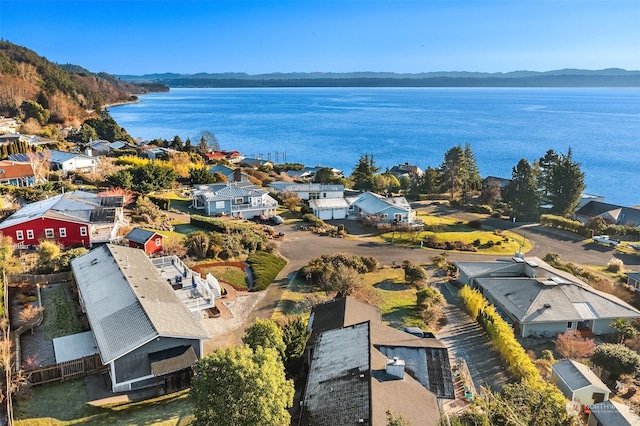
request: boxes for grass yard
[14,381,194,425]
[42,283,82,340]
[195,265,248,290]
[273,267,423,329]
[379,227,531,254]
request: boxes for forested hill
[0,41,166,127]
[118,69,640,88]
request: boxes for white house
[9,150,99,176]
[268,182,344,200]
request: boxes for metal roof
[308,198,350,210]
[552,359,609,392]
[71,245,209,364]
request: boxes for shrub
[467,220,482,229]
[301,214,326,228]
[607,257,624,273]
[247,252,287,291]
[591,343,640,379]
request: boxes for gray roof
[126,228,161,244]
[458,258,640,324]
[192,182,271,202]
[71,245,209,364]
[552,359,609,392]
[309,198,350,210]
[588,401,636,426]
[0,191,121,229]
[301,322,371,425]
[268,181,344,193]
[349,191,411,215]
[575,201,640,226]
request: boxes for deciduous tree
[243,319,286,361]
[191,346,294,426]
[554,330,596,359]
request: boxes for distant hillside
[0,41,166,128]
[119,69,640,88]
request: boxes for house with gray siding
[191,181,277,218]
[71,244,210,393]
[455,256,640,338]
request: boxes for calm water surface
[111,87,640,206]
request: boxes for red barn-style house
[0,191,127,248]
[125,228,164,255]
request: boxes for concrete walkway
[436,282,510,394]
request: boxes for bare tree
[26,150,51,183]
[555,330,596,359]
[197,130,220,153]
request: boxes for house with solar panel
[0,190,127,248]
[191,181,278,218]
[70,244,210,394]
[455,256,640,338]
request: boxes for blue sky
[1,0,638,75]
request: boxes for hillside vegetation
[0,41,155,127]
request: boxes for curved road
[232,208,639,348]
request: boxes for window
[381,214,389,219]
[567,321,573,329]
[215,201,225,209]
[16,230,24,240]
[59,228,67,237]
[155,237,161,247]
[45,228,54,239]
[234,198,244,205]
[80,227,87,237]
[26,230,34,239]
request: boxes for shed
[126,228,164,255]
[551,359,610,406]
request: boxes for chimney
[234,168,242,182]
[386,357,405,380]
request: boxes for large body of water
[111,87,640,206]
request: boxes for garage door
[317,209,333,220]
[331,209,347,219]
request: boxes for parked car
[592,235,621,248]
[269,215,284,225]
[252,214,268,224]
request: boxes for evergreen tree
[461,143,482,201]
[170,135,184,150]
[544,148,585,216]
[503,158,540,222]
[351,153,380,191]
[439,145,465,201]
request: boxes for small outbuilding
[551,359,610,406]
[126,228,164,255]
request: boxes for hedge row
[540,214,586,235]
[247,252,287,291]
[458,285,539,382]
[190,215,253,234]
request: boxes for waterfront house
[191,181,278,218]
[0,160,36,187]
[455,256,640,337]
[240,157,274,169]
[71,244,210,393]
[125,228,165,255]
[0,190,127,248]
[0,117,20,134]
[587,400,640,426]
[551,359,610,406]
[389,163,424,182]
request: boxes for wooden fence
[22,354,106,386]
[6,272,73,285]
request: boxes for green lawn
[42,283,82,340]
[273,268,421,329]
[195,265,248,290]
[14,381,194,425]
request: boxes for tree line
[351,144,585,221]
